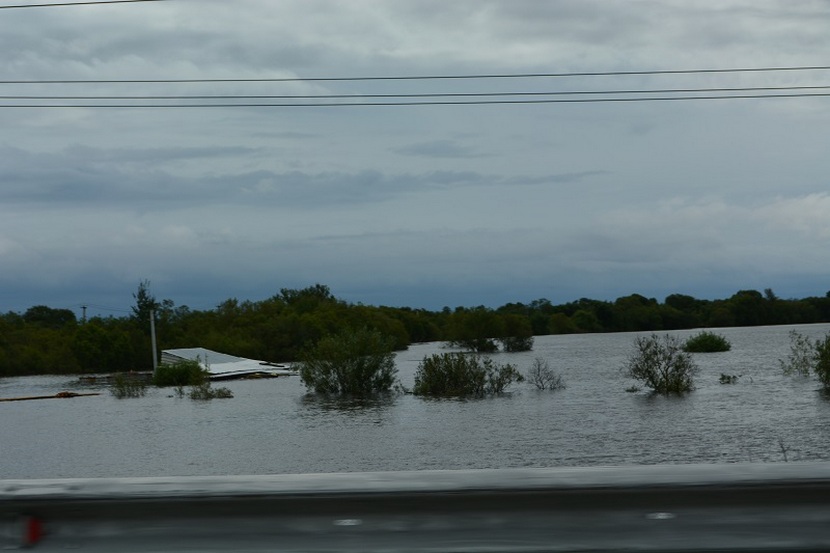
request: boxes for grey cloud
[1,145,603,208]
[393,140,485,159]
[251,131,318,140]
[503,171,608,186]
[63,145,260,164]
[2,0,830,314]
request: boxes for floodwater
[2,324,829,479]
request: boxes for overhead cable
[2,91,830,108]
[2,84,829,101]
[2,65,829,84]
[0,0,165,8]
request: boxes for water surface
[2,324,829,479]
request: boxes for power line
[0,0,165,8]
[2,91,830,108]
[2,84,829,101]
[1,65,829,84]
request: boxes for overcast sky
[1,0,829,317]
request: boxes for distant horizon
[4,281,828,320]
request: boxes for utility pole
[150,309,158,376]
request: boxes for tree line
[1,282,829,377]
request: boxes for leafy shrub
[816,334,830,391]
[526,358,565,390]
[484,361,525,395]
[450,337,499,353]
[781,330,816,377]
[623,334,699,394]
[110,372,147,399]
[499,335,534,352]
[683,331,731,352]
[413,353,523,398]
[781,330,830,391]
[153,359,208,387]
[299,328,397,396]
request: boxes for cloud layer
[1,0,829,314]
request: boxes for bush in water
[153,359,208,387]
[781,330,830,391]
[299,328,397,396]
[413,353,523,398]
[110,372,147,399]
[683,331,731,353]
[526,358,565,391]
[624,334,699,395]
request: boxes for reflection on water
[1,324,829,479]
[299,393,397,413]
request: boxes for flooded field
[2,324,829,479]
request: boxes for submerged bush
[152,358,232,400]
[188,382,233,400]
[817,334,830,391]
[499,335,535,353]
[719,373,739,384]
[153,359,208,387]
[526,358,565,391]
[683,331,731,353]
[110,372,147,399]
[780,330,816,377]
[624,334,699,395]
[299,328,397,396]
[781,330,830,391]
[413,353,523,398]
[450,337,499,353]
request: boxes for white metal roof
[160,348,293,379]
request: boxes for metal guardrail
[2,462,830,551]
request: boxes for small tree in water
[624,334,699,394]
[781,330,830,392]
[526,358,565,391]
[299,328,397,396]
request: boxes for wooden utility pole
[150,309,158,376]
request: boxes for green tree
[614,294,662,331]
[72,321,135,373]
[23,305,77,329]
[447,307,504,352]
[298,328,397,396]
[131,279,160,332]
[548,312,577,334]
[571,309,602,332]
[279,284,338,314]
[624,334,699,394]
[728,289,767,326]
[498,314,534,352]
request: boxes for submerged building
[160,348,294,381]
